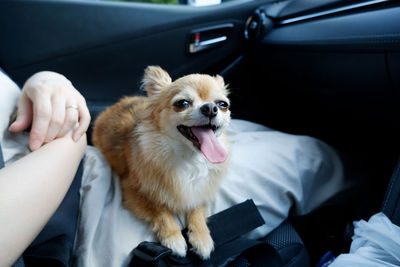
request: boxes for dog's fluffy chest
[135,126,227,212]
[171,156,219,210]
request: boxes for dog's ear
[214,75,225,88]
[142,66,172,97]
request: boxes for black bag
[129,199,283,267]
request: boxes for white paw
[160,232,187,258]
[188,230,214,260]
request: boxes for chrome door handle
[187,23,233,54]
[189,36,227,53]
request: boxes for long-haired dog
[92,66,231,259]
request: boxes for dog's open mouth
[177,124,217,150]
[177,124,226,164]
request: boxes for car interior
[1,0,399,265]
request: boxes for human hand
[9,71,91,151]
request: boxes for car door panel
[388,53,400,90]
[263,5,400,49]
[228,1,400,139]
[0,0,274,117]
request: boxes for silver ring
[66,105,79,110]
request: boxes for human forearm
[0,133,86,266]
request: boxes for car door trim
[278,0,392,26]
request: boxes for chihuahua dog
[92,66,231,259]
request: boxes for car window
[107,0,222,6]
[109,0,179,4]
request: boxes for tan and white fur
[92,66,231,259]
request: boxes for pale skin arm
[0,131,86,267]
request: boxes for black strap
[206,199,265,247]
[130,199,283,267]
[211,237,282,267]
[227,241,283,267]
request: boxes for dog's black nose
[200,103,218,118]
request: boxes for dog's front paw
[160,231,187,258]
[188,229,214,260]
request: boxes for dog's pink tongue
[191,127,227,164]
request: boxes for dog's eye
[216,101,229,110]
[173,99,192,109]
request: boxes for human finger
[8,93,33,132]
[57,104,79,138]
[44,93,66,143]
[29,95,52,151]
[73,98,91,142]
